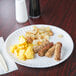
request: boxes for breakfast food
[10,35,34,61]
[10,26,63,61]
[33,40,50,53]
[45,45,56,57]
[33,46,43,53]
[25,37,33,44]
[25,46,34,59]
[38,42,53,56]
[25,26,53,46]
[54,42,62,61]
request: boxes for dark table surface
[0,0,76,76]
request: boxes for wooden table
[0,0,76,76]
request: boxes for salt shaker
[15,0,28,23]
[29,0,41,18]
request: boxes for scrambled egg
[25,46,34,59]
[10,35,34,61]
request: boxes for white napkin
[0,37,18,75]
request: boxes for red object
[0,0,76,76]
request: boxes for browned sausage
[33,45,43,53]
[33,40,50,53]
[45,45,56,57]
[38,42,53,56]
[54,42,62,61]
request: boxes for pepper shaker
[29,0,41,18]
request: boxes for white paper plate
[5,25,74,68]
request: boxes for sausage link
[38,42,53,56]
[45,45,55,57]
[33,40,50,53]
[54,42,62,61]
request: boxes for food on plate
[10,35,34,61]
[33,46,43,53]
[25,46,34,59]
[25,37,33,43]
[17,49,26,61]
[33,40,50,53]
[19,35,27,44]
[45,45,56,58]
[10,26,63,61]
[38,42,53,56]
[25,26,53,46]
[10,44,18,54]
[58,35,63,38]
[54,42,62,61]
[33,40,43,46]
[45,42,62,61]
